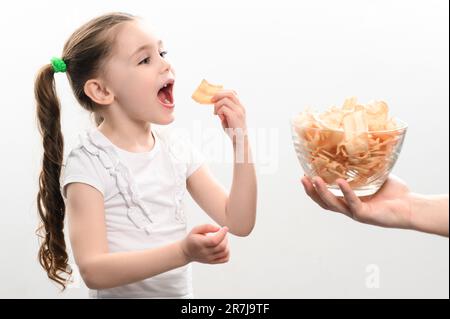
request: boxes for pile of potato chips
[293,97,405,187]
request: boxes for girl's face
[104,20,176,125]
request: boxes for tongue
[158,87,171,104]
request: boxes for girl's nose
[159,57,172,74]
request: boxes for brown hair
[34,12,136,289]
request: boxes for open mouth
[157,81,174,107]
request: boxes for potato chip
[293,97,405,190]
[343,96,358,110]
[366,100,389,131]
[191,79,223,104]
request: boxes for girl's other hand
[180,224,230,264]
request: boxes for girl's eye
[139,57,150,65]
[160,51,168,58]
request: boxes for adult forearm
[409,193,449,237]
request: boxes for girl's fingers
[192,224,220,235]
[211,90,241,106]
[336,179,364,220]
[216,105,235,128]
[212,247,229,259]
[211,238,228,254]
[312,177,351,216]
[206,227,228,247]
[214,97,241,115]
[301,177,330,210]
[210,254,230,264]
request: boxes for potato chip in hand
[192,79,223,104]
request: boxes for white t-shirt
[60,127,204,298]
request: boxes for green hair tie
[50,57,67,73]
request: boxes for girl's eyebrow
[130,40,163,58]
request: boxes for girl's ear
[84,79,115,105]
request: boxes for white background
[0,0,448,298]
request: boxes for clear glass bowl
[291,117,408,197]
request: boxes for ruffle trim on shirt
[154,130,188,224]
[78,130,156,235]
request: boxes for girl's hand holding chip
[211,90,248,144]
[190,81,257,238]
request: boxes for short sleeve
[60,147,106,199]
[156,128,205,179]
[186,141,205,178]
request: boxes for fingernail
[312,177,320,187]
[337,179,346,187]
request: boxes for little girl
[34,12,257,298]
